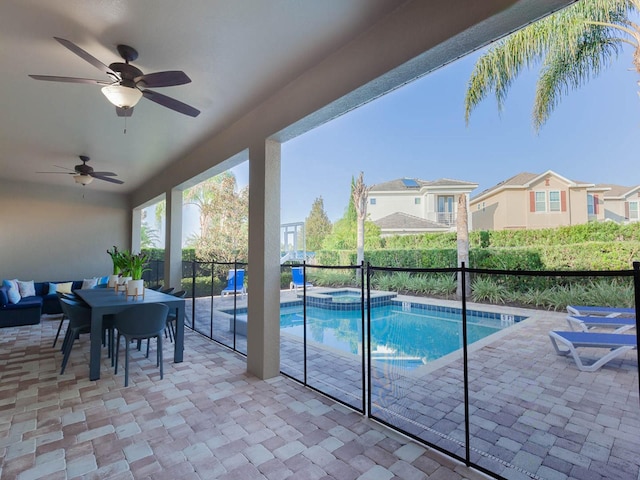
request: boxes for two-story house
[596,184,640,224]
[367,178,478,236]
[470,170,610,230]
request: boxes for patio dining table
[75,287,185,381]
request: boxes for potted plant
[125,251,149,298]
[106,246,129,287]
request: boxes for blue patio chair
[566,315,636,334]
[291,267,312,292]
[567,305,635,317]
[221,269,246,297]
[549,330,637,372]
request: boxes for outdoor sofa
[0,279,105,328]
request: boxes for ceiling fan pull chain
[124,116,127,135]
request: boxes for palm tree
[465,0,639,131]
[456,194,470,299]
[352,172,370,266]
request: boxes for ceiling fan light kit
[74,174,94,185]
[101,84,142,109]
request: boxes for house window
[549,191,561,212]
[370,198,376,205]
[587,194,595,216]
[437,195,455,225]
[630,201,639,220]
[414,198,421,205]
[535,192,546,212]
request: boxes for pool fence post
[303,261,307,385]
[633,261,640,404]
[461,261,470,465]
[361,261,367,415]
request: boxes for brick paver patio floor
[2,292,637,480]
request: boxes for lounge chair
[291,266,312,292]
[221,269,246,297]
[566,315,636,333]
[549,330,637,372]
[567,305,635,317]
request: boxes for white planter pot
[127,279,144,298]
[107,274,119,288]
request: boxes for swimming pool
[280,301,526,368]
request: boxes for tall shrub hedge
[316,242,640,271]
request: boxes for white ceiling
[0,0,403,193]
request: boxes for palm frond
[534,36,621,129]
[465,0,638,129]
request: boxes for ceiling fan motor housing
[109,63,143,87]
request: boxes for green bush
[141,248,197,261]
[182,275,226,297]
[536,242,640,270]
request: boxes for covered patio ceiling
[0,1,574,194]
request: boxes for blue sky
[276,42,640,224]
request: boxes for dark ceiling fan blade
[29,75,111,85]
[116,106,134,117]
[135,71,191,88]
[54,37,116,76]
[91,171,117,176]
[92,174,124,184]
[53,164,77,172]
[36,171,73,174]
[142,89,200,117]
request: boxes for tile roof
[369,177,476,192]
[374,212,448,230]
[596,184,635,198]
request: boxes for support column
[131,208,142,252]
[165,189,183,290]
[247,139,281,379]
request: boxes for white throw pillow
[17,280,36,298]
[81,277,98,289]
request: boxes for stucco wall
[0,179,130,281]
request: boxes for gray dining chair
[58,296,116,372]
[58,297,91,374]
[113,303,170,387]
[53,291,79,348]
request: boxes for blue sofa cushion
[1,295,42,310]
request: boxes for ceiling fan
[38,155,124,186]
[29,37,200,118]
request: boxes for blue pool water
[280,302,525,368]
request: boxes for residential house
[368,177,478,235]
[598,184,640,223]
[470,170,609,230]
